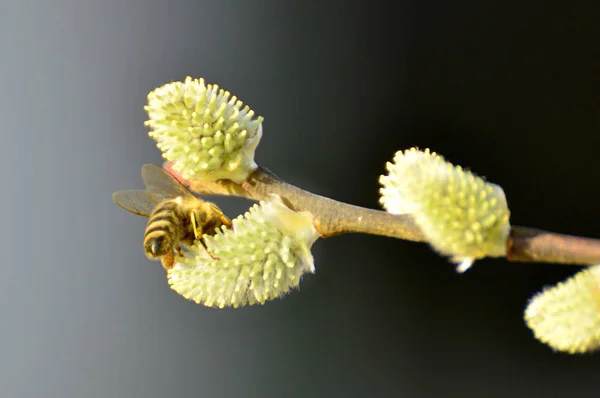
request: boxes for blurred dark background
[1,0,599,397]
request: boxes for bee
[112,164,233,270]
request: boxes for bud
[524,265,600,354]
[379,148,511,272]
[145,77,264,184]
[167,195,319,308]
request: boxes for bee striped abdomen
[143,199,183,258]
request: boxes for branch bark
[172,163,600,267]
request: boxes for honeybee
[112,164,233,270]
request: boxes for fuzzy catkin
[380,148,510,272]
[168,195,319,308]
[525,265,600,354]
[145,77,264,184]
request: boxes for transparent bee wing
[112,189,166,217]
[112,164,200,217]
[140,164,197,199]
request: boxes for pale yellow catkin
[145,77,264,184]
[525,265,600,354]
[167,195,319,308]
[379,148,510,272]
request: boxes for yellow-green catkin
[525,265,600,354]
[379,148,511,272]
[167,195,319,308]
[144,77,264,184]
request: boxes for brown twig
[242,167,427,241]
[507,227,600,265]
[178,163,600,267]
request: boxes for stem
[507,227,600,265]
[242,167,427,241]
[181,164,600,267]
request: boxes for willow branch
[506,227,600,265]
[178,163,600,267]
[242,167,427,241]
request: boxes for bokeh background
[2,0,599,397]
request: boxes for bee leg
[198,237,220,261]
[161,251,175,270]
[190,211,219,260]
[190,211,201,240]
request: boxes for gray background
[1,0,599,397]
